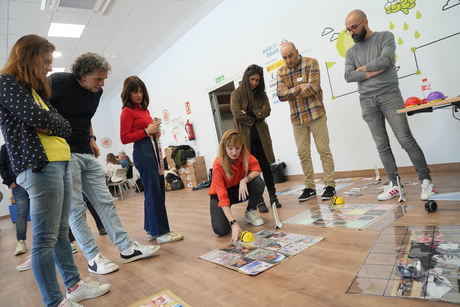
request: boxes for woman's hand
[145,122,160,135]
[231,223,242,242]
[239,178,249,201]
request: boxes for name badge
[296,77,303,82]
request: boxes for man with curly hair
[49,53,159,276]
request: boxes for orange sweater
[208,152,261,207]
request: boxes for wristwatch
[89,135,96,141]
[229,219,237,226]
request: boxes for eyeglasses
[345,19,366,33]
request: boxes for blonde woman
[208,129,265,242]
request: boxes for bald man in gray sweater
[344,9,437,201]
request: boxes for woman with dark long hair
[120,76,183,244]
[0,34,109,307]
[230,64,282,213]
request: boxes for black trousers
[83,193,105,231]
[250,128,276,198]
[210,176,265,236]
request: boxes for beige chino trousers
[292,114,335,189]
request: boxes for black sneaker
[257,199,269,213]
[270,198,282,208]
[299,188,316,202]
[321,186,336,200]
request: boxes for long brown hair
[1,34,55,98]
[121,76,149,110]
[240,64,265,106]
[218,129,249,179]
[106,153,119,164]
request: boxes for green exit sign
[215,75,224,84]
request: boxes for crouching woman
[209,129,265,242]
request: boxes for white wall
[98,0,460,177]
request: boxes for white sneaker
[377,182,405,201]
[58,298,83,307]
[16,254,31,271]
[120,241,160,263]
[245,210,264,226]
[156,232,184,244]
[71,242,78,254]
[14,240,27,256]
[421,179,437,200]
[88,253,119,275]
[66,277,110,303]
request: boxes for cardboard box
[178,156,207,188]
[164,146,176,169]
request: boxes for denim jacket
[0,74,72,175]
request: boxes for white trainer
[16,254,31,271]
[120,241,160,263]
[421,179,437,200]
[66,277,110,303]
[377,182,405,201]
[14,240,27,256]
[88,253,119,275]
[58,298,82,307]
[245,210,264,226]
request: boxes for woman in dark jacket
[230,64,282,213]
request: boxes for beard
[352,28,367,43]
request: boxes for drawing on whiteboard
[442,0,460,11]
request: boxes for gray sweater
[344,31,399,98]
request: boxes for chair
[107,167,128,200]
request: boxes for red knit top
[120,104,152,144]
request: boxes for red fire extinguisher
[185,120,196,141]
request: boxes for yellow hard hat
[240,231,255,242]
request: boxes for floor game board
[200,230,323,275]
[347,226,460,304]
[285,203,414,230]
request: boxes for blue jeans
[360,87,431,183]
[16,162,80,307]
[69,153,132,260]
[133,138,170,237]
[12,185,30,241]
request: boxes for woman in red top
[209,129,266,242]
[120,76,183,244]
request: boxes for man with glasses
[344,9,436,201]
[277,42,336,202]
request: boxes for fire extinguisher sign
[185,101,192,115]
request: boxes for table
[397,96,460,115]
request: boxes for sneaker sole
[245,219,265,226]
[321,194,336,201]
[298,195,316,202]
[121,245,160,263]
[157,236,184,244]
[88,264,119,275]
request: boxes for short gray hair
[71,52,111,80]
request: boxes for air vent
[40,0,111,14]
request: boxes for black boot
[257,198,269,213]
[268,188,282,208]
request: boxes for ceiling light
[48,23,85,38]
[53,51,62,58]
[47,67,65,76]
